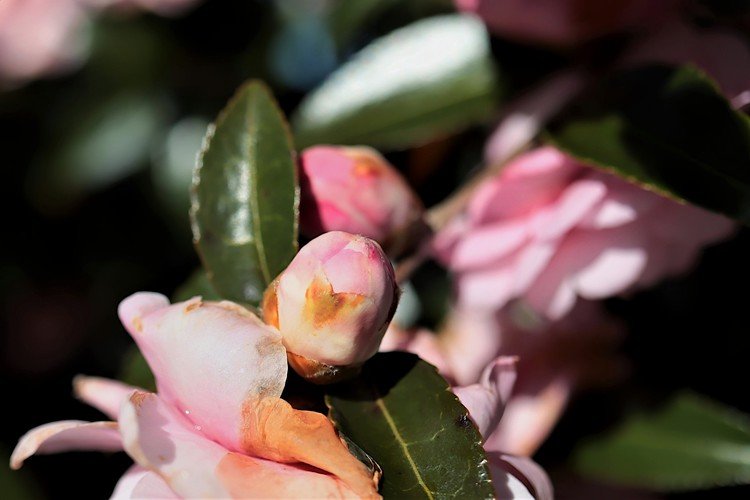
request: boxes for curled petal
[485,378,572,456]
[74,375,138,420]
[10,420,121,469]
[118,292,288,452]
[119,391,360,499]
[241,397,380,498]
[454,357,517,439]
[110,465,178,499]
[489,453,553,500]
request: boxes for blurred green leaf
[173,269,221,302]
[119,346,156,392]
[191,81,299,306]
[326,0,399,48]
[546,65,750,224]
[326,352,494,498]
[31,92,169,210]
[574,392,750,491]
[0,448,42,500]
[292,14,500,150]
[152,116,211,219]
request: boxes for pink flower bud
[299,146,425,255]
[262,231,399,383]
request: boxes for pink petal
[578,173,661,229]
[118,293,288,453]
[456,265,517,311]
[10,420,121,469]
[645,201,734,246]
[489,453,554,500]
[74,376,138,420]
[442,308,505,385]
[449,219,528,272]
[118,390,235,497]
[530,177,607,240]
[525,226,648,319]
[110,465,179,499]
[454,357,518,439]
[380,326,451,376]
[119,391,357,499]
[484,378,572,456]
[573,230,648,299]
[468,148,579,223]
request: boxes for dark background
[1,1,749,498]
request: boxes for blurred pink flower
[382,300,624,457]
[433,146,734,320]
[455,0,673,47]
[623,19,750,108]
[13,293,380,498]
[0,0,88,85]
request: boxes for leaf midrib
[246,89,272,285]
[373,383,434,499]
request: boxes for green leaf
[173,269,222,302]
[119,346,156,392]
[0,448,42,500]
[546,64,750,223]
[292,14,500,150]
[191,81,299,305]
[29,92,169,211]
[574,391,750,491]
[325,352,494,498]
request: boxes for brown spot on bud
[287,351,362,384]
[132,316,143,333]
[302,273,365,329]
[261,281,280,329]
[184,298,203,313]
[129,391,149,408]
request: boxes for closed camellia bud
[299,146,425,256]
[262,231,399,383]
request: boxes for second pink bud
[299,146,425,255]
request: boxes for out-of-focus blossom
[81,0,201,16]
[383,300,624,457]
[450,301,626,455]
[300,146,425,255]
[263,231,399,382]
[434,147,734,320]
[484,70,586,165]
[623,20,750,108]
[12,293,380,498]
[454,0,674,47]
[0,0,88,85]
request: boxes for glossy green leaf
[292,14,500,150]
[326,352,494,498]
[546,64,750,223]
[191,81,299,305]
[574,392,750,491]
